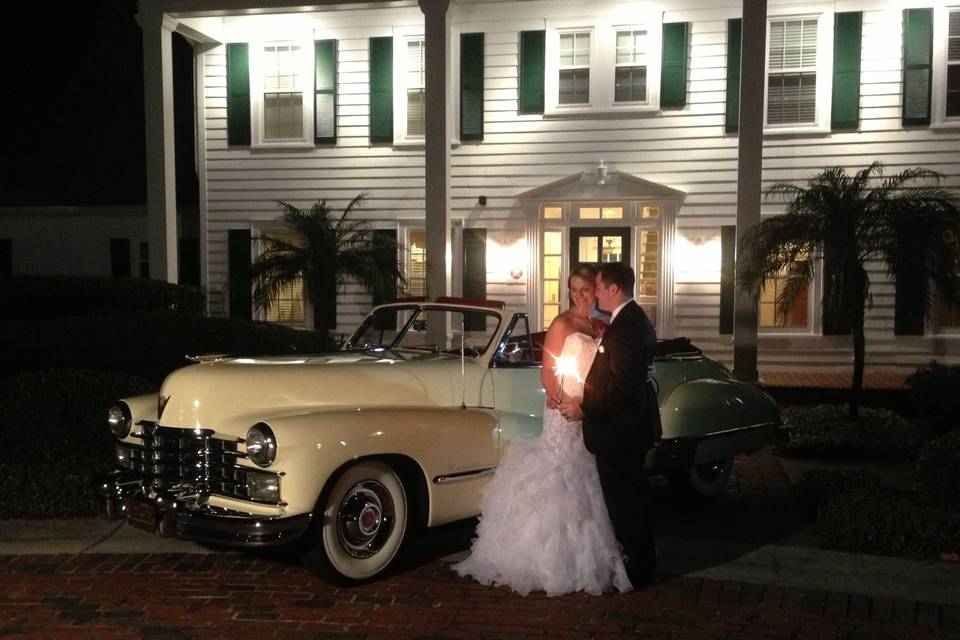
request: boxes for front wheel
[302,460,408,582]
[666,457,734,500]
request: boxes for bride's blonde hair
[568,263,598,289]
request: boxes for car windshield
[346,305,501,357]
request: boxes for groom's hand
[558,400,585,422]
[545,394,561,410]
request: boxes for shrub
[914,429,960,507]
[0,311,335,384]
[0,369,154,517]
[780,404,927,461]
[817,489,960,558]
[905,361,960,436]
[0,274,205,320]
[792,467,883,519]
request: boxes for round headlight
[108,404,132,439]
[246,423,277,467]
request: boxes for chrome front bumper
[99,471,312,548]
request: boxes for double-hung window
[406,39,426,136]
[615,29,648,103]
[544,16,661,114]
[559,31,591,105]
[933,7,960,125]
[390,32,426,144]
[764,14,833,133]
[251,40,313,146]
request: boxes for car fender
[257,406,500,526]
[660,378,780,440]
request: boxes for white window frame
[763,11,834,135]
[613,27,651,106]
[249,39,315,148]
[544,15,662,116]
[932,5,960,127]
[393,29,426,145]
[757,255,821,336]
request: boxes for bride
[452,263,632,596]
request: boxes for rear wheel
[666,457,733,500]
[302,460,408,582]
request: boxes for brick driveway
[1,448,958,639]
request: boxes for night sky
[3,0,196,207]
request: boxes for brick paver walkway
[1,448,957,639]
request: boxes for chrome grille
[116,423,263,502]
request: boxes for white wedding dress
[452,331,632,596]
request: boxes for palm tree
[250,193,405,336]
[738,162,960,417]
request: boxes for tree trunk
[849,298,866,419]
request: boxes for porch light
[674,234,721,283]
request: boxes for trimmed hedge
[0,311,335,384]
[780,404,928,461]
[905,362,960,436]
[792,467,883,519]
[0,369,154,517]
[0,274,205,320]
[914,429,960,507]
[817,489,960,557]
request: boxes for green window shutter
[228,230,252,321]
[226,43,251,146]
[0,239,10,276]
[821,243,852,335]
[902,8,933,126]
[895,274,926,335]
[519,30,545,114]
[831,12,862,130]
[371,230,399,331]
[369,37,393,143]
[110,239,131,278]
[463,229,487,331]
[719,226,735,334]
[724,19,742,133]
[661,22,689,109]
[461,33,485,141]
[315,39,337,144]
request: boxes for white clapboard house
[137,0,960,374]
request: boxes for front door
[569,227,631,268]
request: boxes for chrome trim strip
[432,467,496,485]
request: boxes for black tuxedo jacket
[581,300,662,457]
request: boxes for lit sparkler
[552,355,581,401]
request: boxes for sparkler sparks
[552,355,582,400]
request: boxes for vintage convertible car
[102,298,781,581]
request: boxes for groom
[558,262,661,586]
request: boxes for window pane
[579,207,600,219]
[769,19,817,71]
[601,207,623,219]
[559,69,590,104]
[543,304,559,329]
[407,230,426,297]
[574,33,590,66]
[767,73,816,125]
[264,92,303,139]
[600,236,621,263]
[615,66,646,102]
[265,278,305,324]
[578,236,598,262]
[759,276,808,327]
[544,280,560,304]
[637,230,658,296]
[543,255,561,279]
[407,89,424,136]
[950,12,960,61]
[948,66,960,117]
[543,206,563,219]
[559,33,574,66]
[641,206,660,218]
[543,231,562,255]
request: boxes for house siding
[186,0,960,371]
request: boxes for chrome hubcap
[337,480,394,559]
[695,459,729,484]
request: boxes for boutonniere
[598,345,606,354]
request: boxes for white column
[419,0,451,301]
[733,0,767,381]
[139,9,179,283]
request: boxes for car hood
[157,351,475,431]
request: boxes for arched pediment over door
[517,166,685,337]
